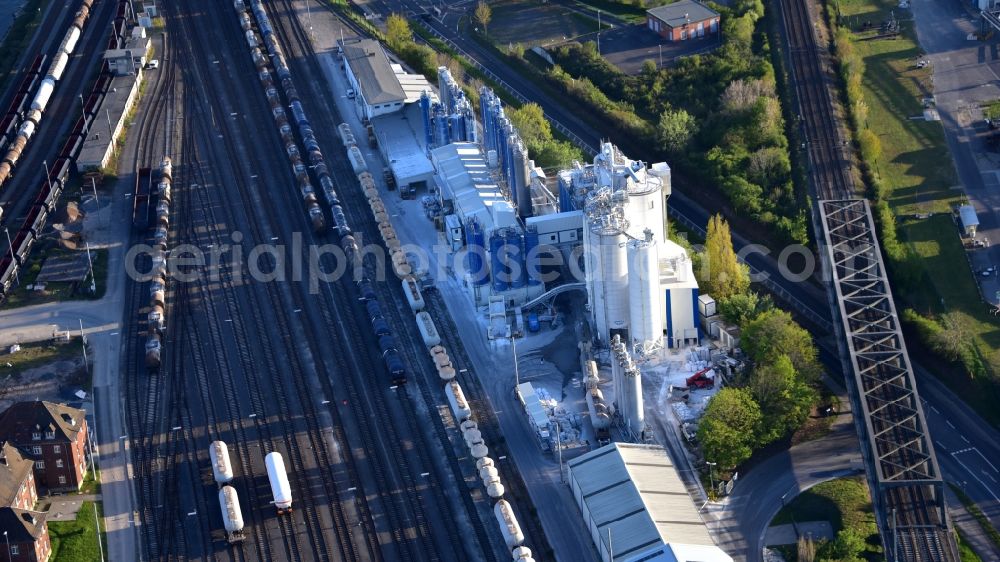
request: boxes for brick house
[0,444,36,511]
[646,0,720,42]
[0,507,50,562]
[0,402,88,493]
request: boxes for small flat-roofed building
[104,36,151,76]
[566,442,732,562]
[646,0,720,42]
[342,39,406,121]
[959,204,979,237]
[371,102,436,191]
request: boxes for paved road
[707,419,863,559]
[911,0,1000,302]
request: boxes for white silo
[622,364,644,432]
[584,186,630,342]
[628,230,662,355]
[626,166,666,243]
[610,335,644,433]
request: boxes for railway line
[779,0,853,201]
[423,290,553,559]
[254,0,497,558]
[779,0,958,559]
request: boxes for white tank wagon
[494,500,525,550]
[486,481,505,499]
[470,443,489,459]
[479,464,498,481]
[402,276,425,311]
[338,123,356,147]
[432,350,451,369]
[210,441,234,484]
[512,546,533,561]
[475,455,492,470]
[218,486,246,543]
[416,311,440,347]
[438,365,456,381]
[463,428,483,448]
[265,452,293,513]
[348,146,367,175]
[445,380,471,422]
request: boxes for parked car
[145,59,159,70]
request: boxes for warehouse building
[566,442,732,562]
[76,72,141,173]
[341,38,406,121]
[646,0,720,42]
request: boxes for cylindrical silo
[513,141,531,218]
[627,231,662,350]
[508,229,526,289]
[490,231,508,292]
[523,227,542,287]
[626,169,665,243]
[622,365,644,432]
[585,187,630,342]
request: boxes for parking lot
[597,24,721,74]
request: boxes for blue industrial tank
[465,220,490,286]
[508,229,526,289]
[524,227,542,286]
[420,92,433,147]
[490,231,508,292]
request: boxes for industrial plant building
[566,442,732,562]
[419,71,700,354]
[646,0,720,42]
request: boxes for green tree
[818,527,867,560]
[507,103,552,149]
[385,13,412,51]
[750,354,817,444]
[534,139,583,169]
[697,388,762,469]
[656,107,697,153]
[742,309,820,379]
[702,214,750,301]
[475,1,492,36]
[717,291,772,326]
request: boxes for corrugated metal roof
[959,205,979,228]
[568,443,721,561]
[342,39,406,105]
[431,142,505,233]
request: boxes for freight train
[0,1,134,298]
[208,441,246,544]
[143,157,172,370]
[0,0,96,210]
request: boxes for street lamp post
[4,227,17,286]
[511,332,520,389]
[3,530,10,561]
[596,10,601,55]
[706,461,717,498]
[87,419,105,562]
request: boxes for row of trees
[694,216,820,469]
[540,0,808,243]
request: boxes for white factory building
[559,143,700,351]
[567,442,733,562]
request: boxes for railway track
[779,0,854,200]
[424,290,554,559]
[256,0,501,559]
